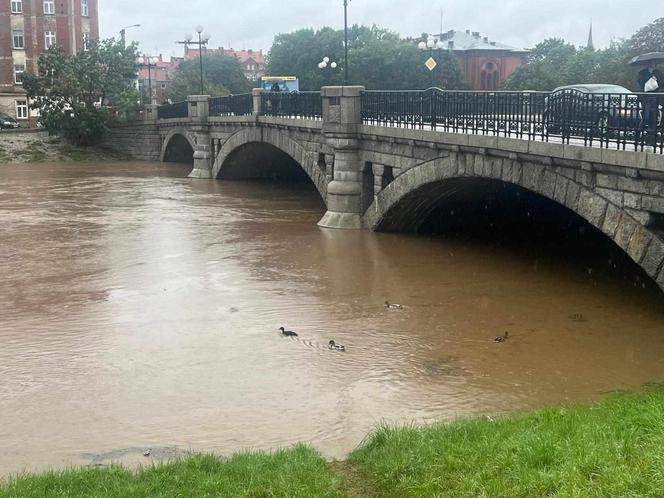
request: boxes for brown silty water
[0,161,662,476]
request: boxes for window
[45,31,56,49]
[14,64,25,84]
[43,0,55,14]
[81,0,88,16]
[82,32,90,50]
[13,30,24,49]
[16,100,28,120]
[11,0,22,13]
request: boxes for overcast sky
[99,1,658,59]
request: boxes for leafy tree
[168,54,252,101]
[266,25,467,91]
[503,18,664,92]
[22,38,138,145]
[624,17,664,57]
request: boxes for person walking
[643,71,660,147]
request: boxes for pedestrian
[643,72,660,147]
[271,82,281,92]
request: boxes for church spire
[587,20,595,50]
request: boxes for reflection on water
[0,161,663,475]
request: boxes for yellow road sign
[425,57,437,72]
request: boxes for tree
[22,38,138,145]
[167,54,252,101]
[266,25,467,91]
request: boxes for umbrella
[628,52,664,65]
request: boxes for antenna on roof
[440,6,443,35]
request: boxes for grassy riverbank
[3,385,664,497]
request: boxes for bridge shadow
[217,142,323,198]
[376,178,664,297]
[163,134,194,166]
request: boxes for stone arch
[211,127,327,200]
[364,154,664,291]
[160,128,196,164]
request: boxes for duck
[328,340,346,352]
[143,448,152,457]
[494,332,509,343]
[279,326,298,337]
[385,300,404,310]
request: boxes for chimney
[465,29,470,35]
[483,37,488,43]
[248,49,253,54]
[448,40,455,49]
[490,41,496,46]
[472,31,480,38]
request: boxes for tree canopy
[167,54,252,101]
[22,38,138,145]
[503,17,664,92]
[267,25,467,91]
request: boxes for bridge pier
[317,86,366,230]
[187,95,215,179]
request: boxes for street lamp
[120,24,140,47]
[318,56,339,85]
[343,0,350,85]
[176,27,210,95]
[137,55,159,105]
[418,35,446,88]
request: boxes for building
[0,0,99,123]
[184,46,266,82]
[427,30,528,91]
[138,54,180,105]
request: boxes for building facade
[428,30,528,91]
[0,0,99,122]
[138,55,180,105]
[185,47,266,82]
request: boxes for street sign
[425,57,437,72]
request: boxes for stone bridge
[102,88,664,292]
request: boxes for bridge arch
[364,154,664,289]
[211,127,327,200]
[161,128,196,165]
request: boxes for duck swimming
[328,340,346,352]
[279,327,298,337]
[385,301,404,310]
[494,332,509,343]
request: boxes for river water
[1,161,663,476]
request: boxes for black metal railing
[157,101,188,120]
[362,88,664,153]
[260,91,322,119]
[209,93,253,117]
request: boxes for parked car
[544,84,644,136]
[0,113,20,130]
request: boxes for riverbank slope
[2,384,664,497]
[0,130,128,163]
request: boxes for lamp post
[418,35,446,88]
[176,26,210,95]
[318,56,339,86]
[137,55,158,105]
[343,0,349,85]
[120,24,140,47]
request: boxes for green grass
[349,384,664,498]
[0,445,343,498]
[3,387,664,497]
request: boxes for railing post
[186,95,213,179]
[318,85,366,230]
[252,88,263,116]
[143,104,159,124]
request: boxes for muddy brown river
[0,161,663,476]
